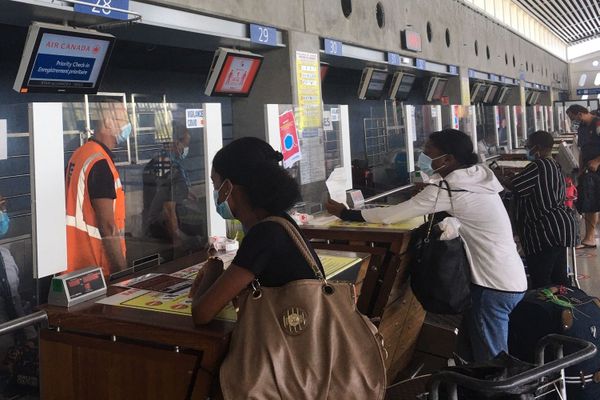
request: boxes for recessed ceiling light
[593,60,599,67]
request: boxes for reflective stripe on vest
[66,152,104,239]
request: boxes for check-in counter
[300,216,426,381]
[40,249,370,399]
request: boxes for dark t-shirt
[232,214,325,287]
[87,139,117,200]
[578,117,600,164]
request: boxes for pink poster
[279,110,302,168]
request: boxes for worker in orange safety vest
[65,102,130,276]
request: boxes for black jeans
[525,247,569,289]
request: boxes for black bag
[576,171,600,213]
[509,286,600,400]
[408,181,471,314]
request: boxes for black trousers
[525,247,569,289]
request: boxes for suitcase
[509,286,600,399]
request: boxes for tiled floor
[575,242,600,297]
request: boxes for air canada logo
[92,45,100,54]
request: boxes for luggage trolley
[425,335,596,400]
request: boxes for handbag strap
[262,216,326,282]
[426,180,458,239]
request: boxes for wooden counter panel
[41,330,199,400]
[379,285,426,382]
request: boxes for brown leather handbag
[220,217,387,400]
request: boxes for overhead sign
[250,24,277,46]
[324,39,343,56]
[279,110,301,168]
[415,58,426,70]
[387,52,401,66]
[577,88,600,96]
[489,74,500,82]
[401,30,422,52]
[74,0,130,20]
[468,69,475,78]
[448,65,458,75]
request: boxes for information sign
[250,24,278,46]
[74,0,130,20]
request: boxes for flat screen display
[320,63,329,82]
[497,87,511,104]
[66,270,104,299]
[389,72,416,100]
[432,78,448,100]
[484,85,499,103]
[358,68,389,100]
[205,48,263,97]
[472,84,489,103]
[13,22,115,94]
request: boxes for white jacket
[362,165,527,292]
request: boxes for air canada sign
[44,40,102,55]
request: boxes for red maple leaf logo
[92,46,100,54]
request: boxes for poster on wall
[279,110,302,168]
[299,135,326,184]
[295,51,322,131]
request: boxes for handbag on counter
[408,180,471,315]
[220,216,387,400]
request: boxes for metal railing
[428,334,596,400]
[0,310,48,337]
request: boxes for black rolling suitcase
[509,286,600,399]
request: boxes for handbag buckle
[281,307,308,335]
[251,280,262,300]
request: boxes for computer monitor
[388,72,416,100]
[425,77,448,102]
[204,48,264,97]
[13,22,115,94]
[483,85,499,104]
[358,68,389,100]
[496,86,511,104]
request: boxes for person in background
[566,105,600,249]
[510,131,576,288]
[143,124,200,254]
[65,102,130,277]
[326,129,527,362]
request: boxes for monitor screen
[205,48,263,97]
[432,78,448,100]
[497,87,511,104]
[358,68,389,100]
[388,72,415,100]
[472,84,489,103]
[13,22,115,94]
[470,83,482,103]
[320,63,330,82]
[483,85,499,103]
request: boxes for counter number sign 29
[250,24,277,46]
[74,0,130,20]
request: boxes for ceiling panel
[514,0,600,44]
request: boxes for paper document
[325,167,348,206]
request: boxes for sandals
[576,242,597,250]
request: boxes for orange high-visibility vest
[65,140,126,276]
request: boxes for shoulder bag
[220,216,387,400]
[408,180,471,314]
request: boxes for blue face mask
[0,211,10,237]
[417,152,447,176]
[526,147,537,161]
[213,181,235,220]
[117,122,132,145]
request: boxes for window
[375,2,385,28]
[341,0,352,18]
[595,72,600,86]
[579,74,588,87]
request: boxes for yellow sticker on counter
[117,291,237,322]
[320,255,362,278]
[330,217,424,230]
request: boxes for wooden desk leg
[371,235,410,318]
[191,342,229,400]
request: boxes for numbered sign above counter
[74,0,130,20]
[250,24,278,47]
[323,39,343,56]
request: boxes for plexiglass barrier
[63,100,213,267]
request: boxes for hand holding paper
[325,167,348,207]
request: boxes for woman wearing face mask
[190,137,325,324]
[326,129,527,362]
[509,131,576,289]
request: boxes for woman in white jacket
[326,129,527,362]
